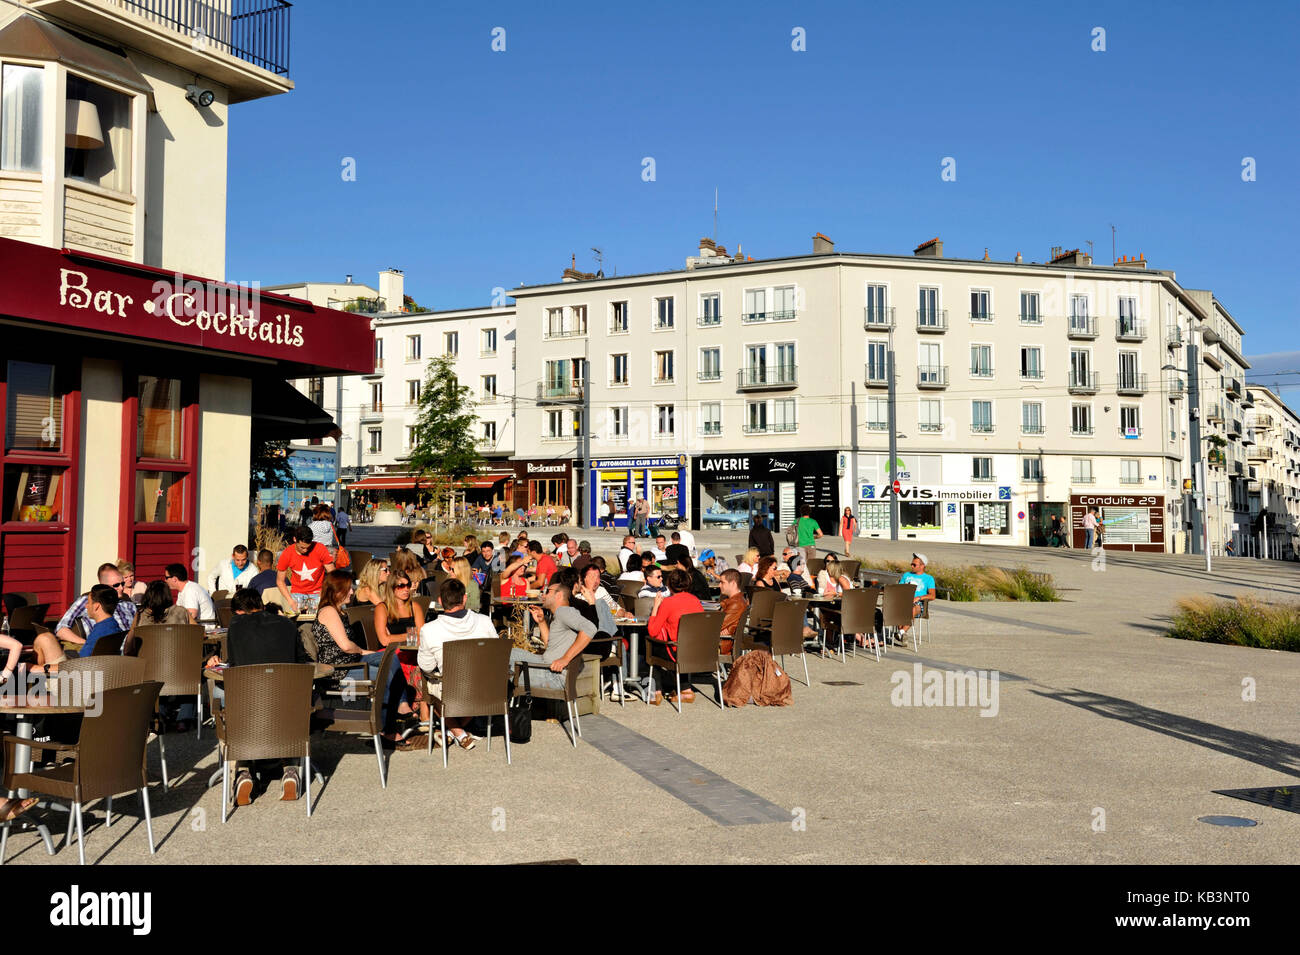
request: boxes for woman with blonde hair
[816,557,855,597]
[117,559,147,601]
[737,547,759,575]
[451,556,481,613]
[354,558,389,606]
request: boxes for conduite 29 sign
[0,236,374,373]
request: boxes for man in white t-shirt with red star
[277,525,334,609]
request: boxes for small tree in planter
[407,355,482,523]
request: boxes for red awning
[347,473,513,491]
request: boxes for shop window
[899,501,940,530]
[857,501,890,531]
[138,376,182,460]
[135,470,186,523]
[1,64,43,173]
[5,464,66,522]
[65,74,132,194]
[977,502,1010,534]
[6,362,62,451]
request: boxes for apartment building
[1245,387,1300,560]
[511,235,1234,551]
[0,1,371,609]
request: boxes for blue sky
[227,0,1299,365]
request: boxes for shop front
[346,467,517,521]
[692,450,838,534]
[1070,493,1166,552]
[0,236,371,612]
[858,484,1017,544]
[513,458,573,518]
[591,455,688,528]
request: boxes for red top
[277,543,331,594]
[647,592,704,643]
[501,575,529,598]
[841,514,857,536]
[534,554,557,586]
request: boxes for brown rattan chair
[211,589,229,603]
[412,594,432,618]
[216,663,317,822]
[7,603,49,642]
[55,655,147,690]
[89,632,125,656]
[769,600,812,686]
[746,588,778,637]
[590,633,625,707]
[839,559,861,580]
[633,595,655,619]
[434,638,512,768]
[513,653,585,746]
[806,557,825,579]
[881,584,918,652]
[345,604,381,652]
[137,623,206,738]
[644,610,726,713]
[617,580,643,599]
[315,645,397,788]
[839,587,882,661]
[736,572,753,591]
[349,550,373,576]
[215,602,234,628]
[1,682,162,865]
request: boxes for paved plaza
[6,528,1298,865]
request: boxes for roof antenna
[713,187,718,244]
[591,247,604,273]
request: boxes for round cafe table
[0,691,86,856]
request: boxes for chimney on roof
[345,274,352,284]
[913,237,943,258]
[813,232,834,254]
[698,237,718,258]
[1114,252,1148,269]
[378,268,405,313]
[983,248,990,261]
[1015,252,1023,263]
[1050,248,1092,267]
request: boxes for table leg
[5,718,55,855]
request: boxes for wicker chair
[1,682,162,865]
[617,580,643,599]
[7,602,49,642]
[769,600,812,685]
[345,604,381,652]
[432,638,512,769]
[746,589,778,638]
[881,584,918,651]
[513,653,585,746]
[349,550,373,576]
[839,559,861,580]
[215,603,234,629]
[56,655,147,690]
[316,645,397,788]
[840,588,883,662]
[806,557,825,579]
[211,589,229,603]
[644,610,726,713]
[216,663,317,822]
[135,623,205,791]
[590,633,625,707]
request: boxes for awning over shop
[347,472,514,491]
[251,378,340,441]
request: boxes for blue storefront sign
[591,455,688,527]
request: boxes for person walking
[797,504,823,565]
[839,506,857,555]
[335,507,351,547]
[1083,507,1098,550]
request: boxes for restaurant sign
[0,236,374,374]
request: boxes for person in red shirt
[646,568,704,705]
[277,526,334,609]
[500,555,531,598]
[528,541,557,588]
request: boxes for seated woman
[500,554,532,598]
[371,573,425,739]
[752,556,780,589]
[816,558,855,597]
[573,563,633,636]
[737,547,760,576]
[450,556,482,614]
[390,549,425,596]
[353,558,389,606]
[645,569,704,706]
[618,553,645,583]
[117,559,148,602]
[122,580,191,655]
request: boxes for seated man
[165,563,216,624]
[897,553,937,638]
[637,564,668,598]
[528,541,558,588]
[515,581,593,692]
[418,578,499,750]
[207,544,256,594]
[617,535,638,571]
[79,584,125,657]
[571,540,594,577]
[53,562,137,649]
[206,588,312,802]
[244,549,279,595]
[717,569,748,656]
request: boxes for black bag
[509,665,533,743]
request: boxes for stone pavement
[5,528,1297,865]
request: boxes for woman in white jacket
[417,577,498,750]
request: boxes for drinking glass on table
[406,626,417,647]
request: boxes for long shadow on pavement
[1031,686,1300,778]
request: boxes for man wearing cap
[897,553,936,638]
[572,540,593,577]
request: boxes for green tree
[407,354,481,515]
[249,438,295,496]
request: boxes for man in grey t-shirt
[514,581,593,690]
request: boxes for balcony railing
[1021,423,1045,435]
[697,368,722,382]
[1167,325,1184,348]
[917,365,948,388]
[737,365,798,390]
[864,306,895,330]
[1020,312,1043,325]
[1120,427,1143,438]
[1119,475,1142,484]
[970,365,994,379]
[770,309,797,322]
[1116,318,1147,341]
[537,381,583,402]
[1071,425,1095,437]
[1068,371,1099,394]
[742,421,769,434]
[543,324,588,340]
[1206,403,1224,422]
[1116,372,1148,395]
[1020,368,1044,380]
[1227,377,1243,398]
[1072,475,1096,484]
[1168,376,1184,400]
[969,311,994,323]
[741,311,767,324]
[864,364,889,388]
[609,320,629,335]
[698,422,722,436]
[971,423,995,435]
[123,0,292,75]
[1250,446,1274,460]
[697,313,722,327]
[916,309,948,332]
[1067,316,1097,338]
[773,420,798,433]
[1229,419,1243,437]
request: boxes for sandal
[647,691,663,706]
[0,797,38,822]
